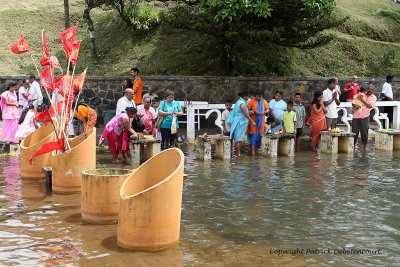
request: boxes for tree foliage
[164,0,343,73]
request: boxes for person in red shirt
[344,75,360,101]
[344,75,360,117]
[131,67,143,105]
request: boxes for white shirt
[221,109,231,132]
[29,80,43,107]
[116,96,136,114]
[323,88,339,119]
[51,88,64,104]
[18,86,29,109]
[382,82,393,99]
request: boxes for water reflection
[0,146,399,266]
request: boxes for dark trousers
[352,118,369,145]
[382,98,393,125]
[160,128,178,150]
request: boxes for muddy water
[0,142,399,266]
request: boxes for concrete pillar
[187,105,196,142]
[215,139,231,160]
[338,136,354,154]
[131,143,141,165]
[147,142,161,159]
[196,137,212,161]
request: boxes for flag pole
[29,52,61,128]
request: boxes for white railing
[177,101,400,141]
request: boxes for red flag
[73,67,87,92]
[50,55,62,70]
[49,101,72,117]
[35,108,52,123]
[40,66,54,91]
[28,136,65,165]
[10,35,30,54]
[40,51,50,67]
[40,29,50,66]
[69,40,81,65]
[60,23,77,54]
[42,29,49,57]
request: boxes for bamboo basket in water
[81,168,134,224]
[20,123,54,179]
[118,148,184,251]
[52,128,96,194]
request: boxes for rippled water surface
[0,142,399,266]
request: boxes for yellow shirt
[281,110,297,133]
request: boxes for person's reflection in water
[2,156,22,202]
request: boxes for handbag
[339,83,350,102]
[131,117,145,132]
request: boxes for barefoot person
[352,84,376,150]
[0,82,20,144]
[99,107,138,164]
[227,90,256,158]
[247,89,269,156]
[306,91,327,150]
[293,93,306,152]
[74,103,97,133]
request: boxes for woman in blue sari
[227,90,256,157]
[268,91,287,133]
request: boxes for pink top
[353,94,376,119]
[104,112,129,136]
[0,91,19,120]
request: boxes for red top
[344,82,360,100]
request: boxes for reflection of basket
[118,148,184,251]
[52,128,96,194]
[20,123,54,179]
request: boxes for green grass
[2,0,400,77]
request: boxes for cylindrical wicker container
[52,128,96,194]
[81,168,134,224]
[20,123,54,179]
[118,148,184,251]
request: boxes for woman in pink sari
[0,82,20,144]
[306,91,327,150]
[137,97,156,135]
[99,107,138,164]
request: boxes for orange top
[133,77,143,104]
[247,98,268,134]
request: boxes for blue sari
[269,99,287,132]
[227,98,248,143]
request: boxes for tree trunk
[83,4,97,59]
[64,0,70,29]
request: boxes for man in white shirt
[27,74,43,109]
[116,88,136,114]
[221,100,232,136]
[323,79,341,129]
[382,74,394,125]
[18,80,31,115]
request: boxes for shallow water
[0,142,399,266]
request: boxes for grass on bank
[1,0,400,78]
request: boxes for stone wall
[1,75,400,124]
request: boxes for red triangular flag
[40,51,50,67]
[50,55,62,70]
[42,29,49,57]
[40,29,50,66]
[10,35,30,54]
[60,23,78,54]
[35,108,52,123]
[73,67,87,92]
[28,136,65,165]
[69,40,81,65]
[40,66,54,91]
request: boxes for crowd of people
[222,75,394,157]
[0,69,396,162]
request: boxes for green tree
[165,0,343,74]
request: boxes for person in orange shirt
[247,89,269,156]
[74,103,97,133]
[131,67,143,105]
